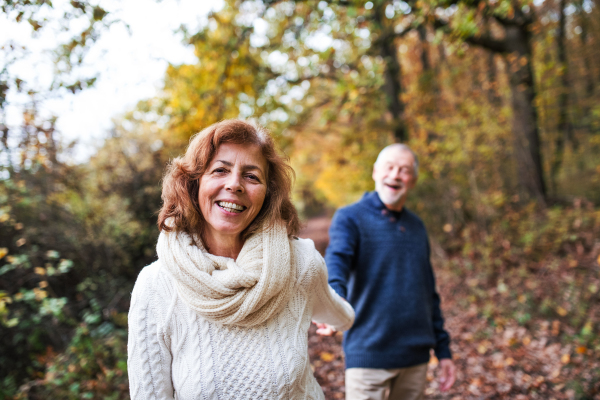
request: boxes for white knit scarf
[156,222,294,327]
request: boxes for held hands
[438,358,456,392]
[312,322,337,336]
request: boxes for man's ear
[410,175,418,188]
[372,165,377,181]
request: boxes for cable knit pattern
[128,235,354,400]
[156,221,294,327]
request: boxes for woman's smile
[215,200,247,214]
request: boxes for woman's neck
[202,231,244,259]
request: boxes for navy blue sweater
[325,192,451,369]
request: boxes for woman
[127,119,354,400]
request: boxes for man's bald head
[374,144,419,179]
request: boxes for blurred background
[1,0,599,398]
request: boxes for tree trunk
[577,0,595,131]
[505,24,547,204]
[373,5,407,142]
[551,0,573,191]
[487,52,501,105]
[484,18,501,105]
[418,24,440,141]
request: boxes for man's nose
[390,167,402,179]
[225,173,244,193]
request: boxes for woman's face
[199,143,268,241]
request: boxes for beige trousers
[345,363,428,400]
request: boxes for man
[316,144,456,400]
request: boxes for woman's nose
[225,174,244,193]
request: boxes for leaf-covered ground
[301,217,600,400]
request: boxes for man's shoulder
[402,208,430,236]
[403,207,425,223]
[403,207,424,222]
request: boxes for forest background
[1,0,600,398]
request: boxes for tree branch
[432,16,508,53]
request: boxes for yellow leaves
[443,224,452,233]
[33,288,47,301]
[532,375,545,388]
[477,341,491,354]
[580,320,593,337]
[467,278,478,287]
[560,353,570,364]
[320,352,334,362]
[16,238,26,247]
[35,267,46,275]
[551,320,561,336]
[0,248,7,259]
[576,346,587,355]
[39,281,48,288]
[556,306,567,317]
[568,260,578,268]
[505,357,515,366]
[519,56,528,67]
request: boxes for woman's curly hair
[158,119,300,241]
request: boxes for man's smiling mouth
[216,201,247,213]
[385,183,402,190]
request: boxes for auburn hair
[158,119,300,241]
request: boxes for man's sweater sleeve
[427,241,452,360]
[325,209,359,299]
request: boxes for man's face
[372,148,417,210]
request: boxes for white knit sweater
[127,237,354,400]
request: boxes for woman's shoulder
[289,237,327,284]
[132,260,176,300]
[290,235,316,252]
[289,236,321,264]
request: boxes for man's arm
[426,241,451,359]
[426,240,456,391]
[324,209,360,299]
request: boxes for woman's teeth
[217,201,245,213]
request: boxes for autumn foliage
[1,0,600,398]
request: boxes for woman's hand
[312,321,337,336]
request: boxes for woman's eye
[213,168,227,174]
[246,174,259,181]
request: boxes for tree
[433,0,548,203]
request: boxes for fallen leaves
[301,218,600,399]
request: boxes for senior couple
[127,119,456,400]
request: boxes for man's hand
[312,322,336,336]
[438,358,456,391]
